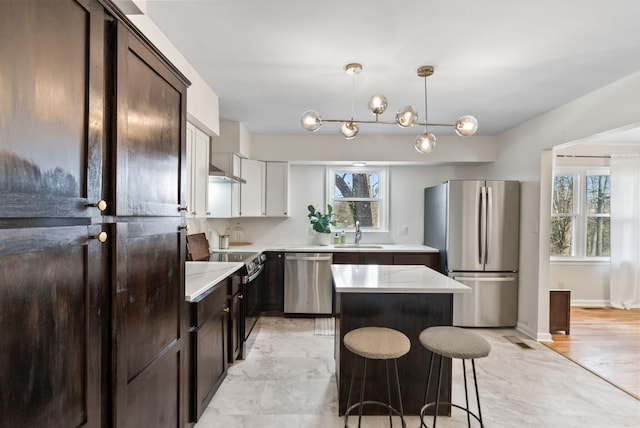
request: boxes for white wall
[475,71,640,340]
[126,3,220,136]
[549,263,610,306]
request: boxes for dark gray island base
[331,264,471,416]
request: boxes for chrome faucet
[354,220,362,246]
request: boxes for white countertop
[331,264,471,294]
[185,261,243,302]
[213,243,438,253]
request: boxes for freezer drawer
[451,273,518,327]
[284,253,333,315]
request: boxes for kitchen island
[332,264,470,415]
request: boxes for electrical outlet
[397,225,409,236]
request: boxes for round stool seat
[419,326,490,359]
[344,327,410,360]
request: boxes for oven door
[240,263,264,359]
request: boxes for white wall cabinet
[186,122,210,218]
[239,158,266,217]
[266,161,289,217]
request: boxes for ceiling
[141,0,640,138]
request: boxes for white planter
[315,232,331,246]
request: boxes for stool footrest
[419,402,484,427]
[346,401,407,428]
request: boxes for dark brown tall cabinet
[0,1,189,427]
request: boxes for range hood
[209,152,247,183]
[208,164,246,183]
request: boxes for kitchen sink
[332,244,384,249]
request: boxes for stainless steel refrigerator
[424,180,520,327]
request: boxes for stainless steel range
[210,251,265,360]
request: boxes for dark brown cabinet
[333,251,439,269]
[0,225,108,427]
[229,274,243,363]
[189,280,229,422]
[549,289,571,334]
[0,1,189,426]
[263,251,285,313]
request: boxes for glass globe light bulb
[368,94,388,115]
[395,105,418,128]
[415,131,436,154]
[301,110,323,132]
[340,120,359,139]
[455,115,478,137]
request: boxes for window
[550,166,610,259]
[327,167,388,231]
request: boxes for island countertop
[331,264,471,294]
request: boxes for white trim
[571,299,610,307]
[516,322,550,342]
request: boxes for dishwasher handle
[285,255,333,262]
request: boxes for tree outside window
[550,167,610,259]
[328,167,388,231]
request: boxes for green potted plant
[307,204,336,245]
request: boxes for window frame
[551,165,610,262]
[326,166,389,233]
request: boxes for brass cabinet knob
[223,306,230,313]
[178,224,190,231]
[90,231,108,243]
[87,200,107,212]
[178,205,189,212]
[238,294,244,300]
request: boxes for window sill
[550,258,610,265]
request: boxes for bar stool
[418,326,491,428]
[343,327,410,428]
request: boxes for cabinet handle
[90,231,108,243]
[238,294,244,300]
[178,224,190,231]
[178,205,189,212]
[86,200,107,212]
[223,306,230,313]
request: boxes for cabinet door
[332,252,360,264]
[186,123,210,218]
[193,128,210,217]
[360,252,394,265]
[113,220,186,428]
[0,225,107,427]
[114,23,187,217]
[0,0,105,219]
[185,123,196,218]
[265,161,289,217]
[239,158,265,217]
[263,251,285,313]
[394,253,440,269]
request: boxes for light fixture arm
[300,63,478,153]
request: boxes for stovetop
[208,251,259,263]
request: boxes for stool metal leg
[472,359,484,426]
[358,358,367,428]
[385,360,393,427]
[393,359,406,428]
[462,359,471,428]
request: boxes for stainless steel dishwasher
[284,253,333,315]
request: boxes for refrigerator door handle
[479,186,487,265]
[486,185,493,265]
[452,276,516,282]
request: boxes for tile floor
[195,317,639,428]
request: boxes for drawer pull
[90,231,108,243]
[87,200,107,212]
[223,306,230,313]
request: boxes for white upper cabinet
[265,161,289,217]
[239,158,265,217]
[186,122,210,218]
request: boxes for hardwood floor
[544,307,640,400]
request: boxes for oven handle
[244,263,265,284]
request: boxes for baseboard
[571,299,609,307]
[515,322,552,342]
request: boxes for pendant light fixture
[300,63,479,154]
